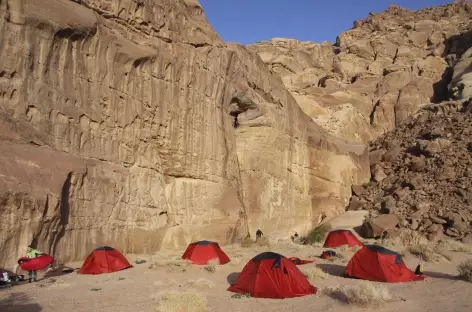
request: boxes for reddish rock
[362,214,399,238]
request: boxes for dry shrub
[155,258,192,268]
[408,244,439,262]
[324,282,391,306]
[458,259,472,282]
[204,260,217,273]
[440,240,472,254]
[155,291,207,312]
[302,226,328,245]
[301,266,328,280]
[187,278,215,290]
[240,237,254,248]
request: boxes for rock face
[249,3,472,142]
[352,100,472,240]
[0,0,369,268]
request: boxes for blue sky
[199,0,452,45]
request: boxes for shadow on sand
[424,271,461,281]
[226,272,240,286]
[318,263,346,277]
[43,265,75,279]
[0,292,42,312]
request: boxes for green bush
[302,225,328,244]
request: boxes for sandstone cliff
[0,0,369,268]
[249,3,472,143]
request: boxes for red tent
[79,246,132,275]
[323,230,364,248]
[18,254,54,271]
[228,252,317,299]
[345,245,425,283]
[181,240,230,265]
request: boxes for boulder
[362,214,399,238]
[372,165,388,182]
[321,210,370,231]
[352,185,366,197]
[430,216,448,224]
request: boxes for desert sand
[1,239,471,312]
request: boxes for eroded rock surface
[249,3,472,142]
[0,0,369,268]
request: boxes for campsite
[1,228,472,312]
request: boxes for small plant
[90,288,101,291]
[408,244,437,262]
[118,277,125,281]
[204,260,217,273]
[204,263,216,273]
[458,259,472,282]
[440,240,472,254]
[301,266,328,280]
[241,236,254,248]
[156,291,208,312]
[187,278,215,289]
[302,225,328,244]
[231,293,251,299]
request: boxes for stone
[383,147,402,162]
[430,216,448,224]
[445,227,461,237]
[372,165,388,182]
[352,185,366,197]
[321,210,370,231]
[370,150,386,165]
[405,175,425,190]
[348,197,367,211]
[409,158,426,172]
[0,0,372,268]
[362,214,399,238]
[427,230,444,242]
[400,219,410,228]
[427,224,443,233]
[410,219,419,230]
[462,234,472,245]
[381,196,397,214]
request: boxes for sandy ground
[1,241,472,312]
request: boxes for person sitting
[415,263,424,276]
[26,245,43,283]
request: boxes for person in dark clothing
[255,228,263,242]
[234,114,239,128]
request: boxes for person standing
[26,245,43,283]
[255,228,263,242]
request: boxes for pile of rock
[349,100,472,243]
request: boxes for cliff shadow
[0,293,42,312]
[50,173,72,261]
[433,28,472,102]
[424,270,461,281]
[317,263,346,277]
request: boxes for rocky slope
[0,0,369,268]
[349,99,472,242]
[249,3,472,143]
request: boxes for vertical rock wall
[0,0,369,269]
